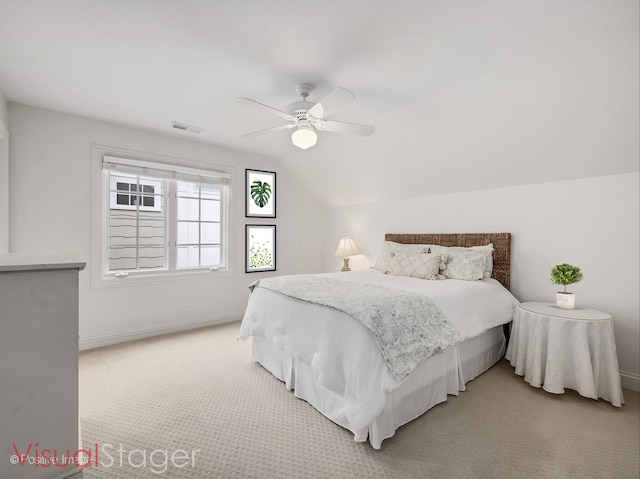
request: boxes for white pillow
[469,244,494,278]
[430,244,494,279]
[387,253,447,280]
[372,241,431,273]
[442,250,487,281]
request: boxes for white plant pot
[556,292,575,310]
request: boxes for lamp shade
[291,125,317,149]
[335,237,360,257]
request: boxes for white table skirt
[506,304,624,407]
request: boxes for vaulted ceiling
[0,1,638,205]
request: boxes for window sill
[91,267,233,289]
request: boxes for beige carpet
[79,321,639,479]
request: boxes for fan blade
[316,119,375,137]
[237,97,291,120]
[241,124,295,138]
[308,87,355,119]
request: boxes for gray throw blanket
[250,274,462,383]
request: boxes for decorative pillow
[435,249,487,281]
[372,241,431,273]
[469,244,494,278]
[430,244,494,279]
[388,253,447,280]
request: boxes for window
[110,174,162,212]
[93,148,232,285]
[176,182,222,268]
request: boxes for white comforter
[239,268,518,432]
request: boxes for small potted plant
[550,263,584,309]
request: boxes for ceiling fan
[237,84,375,150]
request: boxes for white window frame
[91,145,234,288]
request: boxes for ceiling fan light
[291,125,317,150]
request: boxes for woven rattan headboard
[384,233,511,290]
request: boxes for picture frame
[245,169,276,218]
[246,225,276,273]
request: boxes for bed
[239,233,518,448]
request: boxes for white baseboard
[620,370,640,392]
[79,313,243,351]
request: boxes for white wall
[8,103,327,348]
[324,173,640,384]
[0,89,8,253]
[0,89,8,127]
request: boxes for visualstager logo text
[11,442,200,475]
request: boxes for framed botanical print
[246,169,276,218]
[246,225,276,273]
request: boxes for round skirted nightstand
[505,302,624,406]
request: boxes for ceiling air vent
[171,122,206,134]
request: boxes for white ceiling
[0,0,638,205]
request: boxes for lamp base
[341,257,351,272]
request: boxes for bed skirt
[251,325,506,449]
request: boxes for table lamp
[335,237,360,272]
